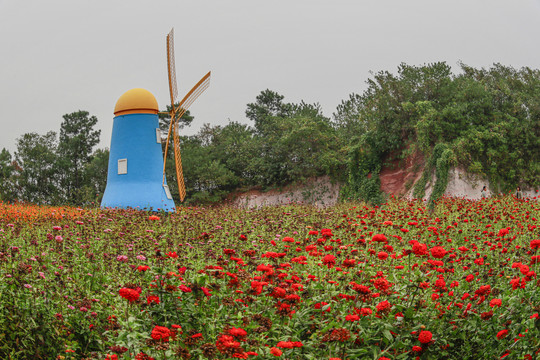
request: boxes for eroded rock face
[443,168,488,200]
[232,176,341,208]
[231,160,537,207]
[379,151,425,198]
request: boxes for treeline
[0,111,107,206]
[1,62,539,206]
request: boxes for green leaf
[405,307,414,320]
[383,329,393,342]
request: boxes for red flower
[430,246,447,259]
[351,283,371,294]
[322,254,336,267]
[137,265,149,272]
[151,326,171,342]
[373,277,390,292]
[119,288,140,303]
[530,239,540,250]
[418,330,432,344]
[376,300,391,312]
[345,314,360,321]
[342,258,356,268]
[359,307,372,316]
[178,285,192,292]
[228,327,247,338]
[135,353,155,360]
[496,329,508,339]
[321,228,333,237]
[372,234,387,243]
[498,228,509,237]
[201,286,212,297]
[146,295,160,305]
[276,341,294,348]
[489,298,502,308]
[148,215,160,221]
[475,285,491,296]
[216,334,241,353]
[412,242,428,256]
[270,347,282,356]
[377,251,388,260]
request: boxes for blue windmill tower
[101,88,176,212]
[101,28,210,212]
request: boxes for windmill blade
[173,120,187,202]
[175,71,211,120]
[162,117,175,185]
[163,72,210,168]
[166,28,178,110]
[163,71,210,195]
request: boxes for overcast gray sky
[1,0,540,153]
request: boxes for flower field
[0,197,539,360]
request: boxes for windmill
[162,28,211,203]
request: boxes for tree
[158,107,194,134]
[246,89,295,135]
[79,148,109,206]
[246,95,343,187]
[209,121,256,187]
[333,93,369,136]
[57,111,101,204]
[15,132,59,204]
[0,148,17,202]
[167,135,236,203]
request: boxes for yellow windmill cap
[114,88,159,116]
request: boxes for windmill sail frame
[162,28,211,204]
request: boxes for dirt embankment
[231,176,340,208]
[231,153,537,207]
[379,151,425,198]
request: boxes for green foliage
[339,62,539,199]
[159,107,194,132]
[340,137,384,205]
[430,145,454,206]
[166,92,345,204]
[413,143,451,201]
[248,113,342,187]
[245,89,295,135]
[57,110,101,205]
[0,283,64,358]
[14,131,60,205]
[174,61,539,205]
[0,149,17,202]
[79,148,109,206]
